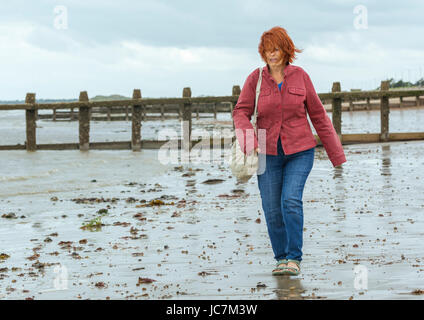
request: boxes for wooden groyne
[38,103,232,121]
[36,89,423,121]
[0,81,424,151]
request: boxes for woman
[232,26,347,276]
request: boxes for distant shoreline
[2,86,423,105]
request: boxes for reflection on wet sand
[381,144,392,178]
[332,165,346,220]
[273,276,305,300]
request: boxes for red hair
[258,26,302,65]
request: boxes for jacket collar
[263,62,295,82]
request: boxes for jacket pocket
[288,87,305,95]
[286,86,306,105]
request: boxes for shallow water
[0,140,423,300]
[1,107,424,145]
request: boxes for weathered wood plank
[2,133,424,151]
[131,89,142,151]
[25,93,36,151]
[1,89,423,111]
[78,91,90,151]
[380,81,390,142]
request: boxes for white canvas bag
[230,66,263,181]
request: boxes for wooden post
[79,91,90,151]
[161,105,164,121]
[182,87,192,149]
[125,106,129,121]
[196,105,199,120]
[132,89,142,151]
[232,85,241,130]
[213,103,217,119]
[416,96,420,106]
[331,82,342,140]
[366,97,371,110]
[178,103,183,120]
[107,106,111,121]
[70,107,74,120]
[399,96,403,108]
[380,80,390,142]
[53,108,57,121]
[25,93,37,152]
[348,99,354,111]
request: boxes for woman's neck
[267,62,286,78]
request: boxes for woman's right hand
[248,147,260,155]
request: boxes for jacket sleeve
[303,70,347,167]
[232,71,259,155]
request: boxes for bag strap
[252,66,263,135]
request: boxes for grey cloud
[0,0,423,99]
[2,0,423,50]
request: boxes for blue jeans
[257,136,314,262]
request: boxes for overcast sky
[0,0,423,100]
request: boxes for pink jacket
[232,63,347,167]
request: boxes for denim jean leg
[257,153,288,261]
[281,147,315,262]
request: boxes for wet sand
[0,141,423,300]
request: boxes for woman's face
[265,47,284,67]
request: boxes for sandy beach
[0,139,423,300]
